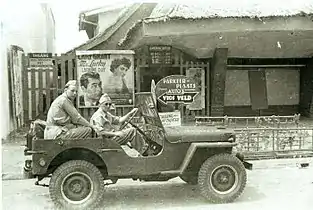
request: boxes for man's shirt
[45,93,83,139]
[90,108,120,135]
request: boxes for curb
[249,157,313,170]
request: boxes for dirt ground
[1,126,313,210]
[2,165,313,210]
[2,137,313,210]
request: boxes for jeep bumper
[23,160,35,179]
[236,153,253,170]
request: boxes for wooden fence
[21,53,210,125]
[21,54,136,125]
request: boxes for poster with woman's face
[76,50,135,108]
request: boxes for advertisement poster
[76,50,135,107]
[186,68,205,110]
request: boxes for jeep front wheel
[198,154,247,203]
[49,160,105,209]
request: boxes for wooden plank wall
[22,51,209,125]
[22,54,58,124]
[23,53,133,124]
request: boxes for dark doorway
[140,66,180,92]
[248,70,268,111]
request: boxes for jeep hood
[165,126,235,143]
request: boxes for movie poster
[76,50,135,108]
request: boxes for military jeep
[24,92,252,210]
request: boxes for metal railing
[195,114,313,159]
[234,127,312,150]
[195,114,301,128]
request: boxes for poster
[186,68,205,110]
[76,50,135,107]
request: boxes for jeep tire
[198,153,247,203]
[49,160,105,210]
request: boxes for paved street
[2,142,313,210]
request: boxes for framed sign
[148,45,172,65]
[76,50,135,107]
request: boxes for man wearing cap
[44,80,93,139]
[90,94,147,155]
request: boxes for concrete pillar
[210,48,228,116]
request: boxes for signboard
[186,68,205,110]
[159,111,181,127]
[29,53,53,67]
[155,75,199,105]
[76,50,135,107]
[148,45,172,65]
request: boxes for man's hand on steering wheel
[120,108,139,130]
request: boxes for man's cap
[99,93,111,104]
[64,80,78,88]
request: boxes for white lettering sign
[159,111,181,127]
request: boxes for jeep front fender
[160,142,238,175]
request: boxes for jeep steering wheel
[119,108,139,130]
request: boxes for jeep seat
[29,119,47,139]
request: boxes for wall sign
[148,45,172,65]
[159,111,181,127]
[29,53,53,67]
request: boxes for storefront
[69,3,313,120]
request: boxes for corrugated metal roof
[146,0,313,22]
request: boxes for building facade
[69,2,313,121]
[1,3,56,139]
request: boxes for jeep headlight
[39,158,46,167]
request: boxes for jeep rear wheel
[49,160,105,210]
[198,154,246,203]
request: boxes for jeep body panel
[165,126,236,143]
[27,92,248,179]
[30,134,237,177]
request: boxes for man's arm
[62,99,91,127]
[118,108,138,124]
[90,115,120,137]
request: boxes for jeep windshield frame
[135,92,165,130]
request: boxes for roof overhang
[119,16,313,58]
